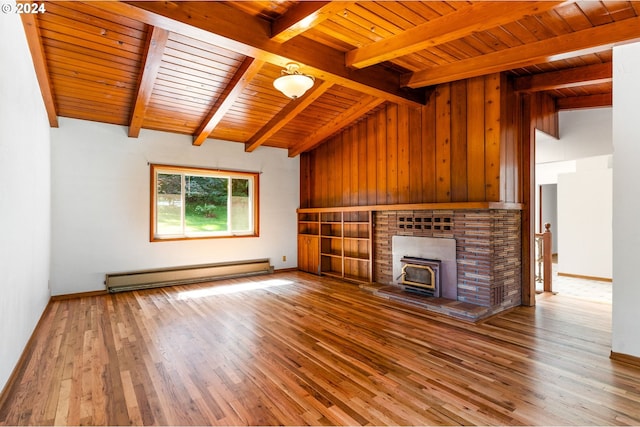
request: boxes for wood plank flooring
[1,271,639,425]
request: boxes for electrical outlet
[282,255,287,262]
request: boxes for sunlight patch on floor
[177,278,294,300]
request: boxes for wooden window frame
[150,164,259,241]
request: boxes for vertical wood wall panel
[331,134,339,206]
[532,92,559,139]
[397,104,410,204]
[376,110,387,205]
[422,91,437,203]
[451,80,468,202]
[366,117,377,205]
[341,130,350,207]
[435,85,452,202]
[502,76,519,204]
[300,154,310,207]
[300,72,521,208]
[467,76,486,202]
[408,106,423,202]
[358,120,368,207]
[386,104,399,205]
[484,73,501,202]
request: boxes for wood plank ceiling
[21,1,640,156]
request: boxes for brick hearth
[373,209,521,319]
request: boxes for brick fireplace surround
[373,209,522,321]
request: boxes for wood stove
[400,256,441,297]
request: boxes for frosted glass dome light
[273,63,315,99]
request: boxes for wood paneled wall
[300,73,521,208]
[531,92,559,139]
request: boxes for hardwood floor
[1,271,639,425]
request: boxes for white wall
[0,8,51,392]
[536,108,612,164]
[557,159,612,279]
[539,184,558,253]
[535,107,614,281]
[50,118,299,295]
[612,41,640,358]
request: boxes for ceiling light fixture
[273,62,315,99]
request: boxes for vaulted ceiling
[21,1,640,156]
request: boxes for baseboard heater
[105,258,273,293]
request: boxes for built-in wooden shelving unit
[297,209,373,284]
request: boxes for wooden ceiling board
[155,67,226,93]
[552,82,612,98]
[605,1,640,20]
[151,75,222,99]
[53,1,147,32]
[226,0,297,21]
[46,53,136,83]
[50,75,133,99]
[272,88,365,126]
[315,17,381,49]
[512,50,612,76]
[43,2,146,36]
[422,1,461,16]
[535,9,577,36]
[44,44,140,77]
[373,3,423,28]
[54,86,131,109]
[517,14,558,40]
[55,100,130,125]
[38,16,145,56]
[166,35,245,68]
[299,27,354,51]
[141,32,251,135]
[160,50,237,79]
[553,2,598,31]
[23,0,629,154]
[578,1,615,26]
[264,86,367,147]
[338,3,405,37]
[151,80,218,105]
[353,2,415,32]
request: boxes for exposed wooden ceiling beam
[98,1,425,106]
[347,1,567,69]
[556,93,611,110]
[288,95,384,157]
[245,80,334,152]
[128,26,168,138]
[271,2,351,43]
[20,14,58,127]
[514,62,611,93]
[402,16,640,88]
[193,58,265,146]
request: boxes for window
[151,164,259,241]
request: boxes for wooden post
[542,223,552,292]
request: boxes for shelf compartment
[320,212,342,223]
[298,212,319,235]
[321,255,342,277]
[343,239,369,259]
[298,212,319,222]
[321,238,342,257]
[320,223,342,238]
[343,211,369,223]
[344,258,370,283]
